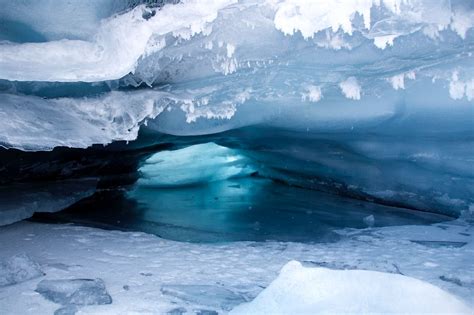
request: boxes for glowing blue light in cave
[137,142,257,187]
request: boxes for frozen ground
[0,219,472,314]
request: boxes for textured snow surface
[0,220,472,314]
[231,261,471,314]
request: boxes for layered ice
[0,0,472,82]
[0,0,472,147]
[0,91,166,151]
[0,1,473,217]
[230,260,472,314]
[0,179,97,226]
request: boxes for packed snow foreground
[231,261,470,314]
[0,219,472,314]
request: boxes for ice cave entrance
[35,143,451,243]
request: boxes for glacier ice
[0,1,472,228]
[0,254,44,287]
[161,284,247,311]
[137,142,256,186]
[36,278,112,315]
[0,179,97,226]
[230,260,472,314]
[0,1,473,313]
[0,0,473,146]
[0,91,168,151]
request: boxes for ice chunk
[0,254,44,287]
[0,0,471,83]
[137,143,256,187]
[0,179,97,226]
[230,261,472,314]
[0,91,166,151]
[35,278,112,306]
[161,284,246,311]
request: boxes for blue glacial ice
[137,142,256,186]
[0,1,473,220]
[1,2,474,314]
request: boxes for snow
[301,85,322,103]
[0,219,472,314]
[451,7,474,40]
[339,77,361,100]
[389,73,405,90]
[0,0,236,82]
[373,34,397,49]
[449,71,474,101]
[231,261,471,315]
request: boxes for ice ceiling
[0,0,473,220]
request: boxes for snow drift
[230,260,472,314]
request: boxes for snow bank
[231,260,472,314]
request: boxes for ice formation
[137,143,256,186]
[0,0,472,218]
[0,0,472,147]
[0,1,473,314]
[230,260,471,314]
[0,179,97,226]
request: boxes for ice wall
[0,0,472,146]
[0,0,473,216]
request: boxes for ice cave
[0,0,473,314]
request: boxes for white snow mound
[230,260,472,314]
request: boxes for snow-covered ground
[0,219,472,314]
